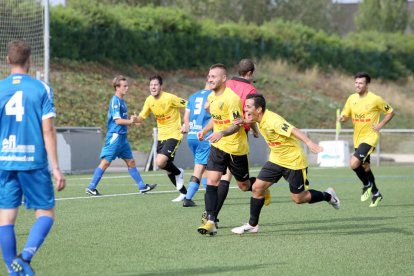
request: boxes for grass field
[4,165,414,275]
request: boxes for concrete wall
[56,127,102,174]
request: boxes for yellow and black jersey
[139,91,187,141]
[257,110,307,170]
[341,91,393,147]
[208,87,248,155]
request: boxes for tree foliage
[67,0,341,33]
[355,0,409,33]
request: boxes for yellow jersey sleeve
[138,92,185,141]
[259,110,307,170]
[138,97,152,119]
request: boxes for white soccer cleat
[231,223,259,235]
[326,187,340,210]
[175,168,185,191]
[171,193,186,202]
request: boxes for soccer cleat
[361,184,372,202]
[231,223,259,235]
[175,168,185,191]
[183,199,196,207]
[264,188,272,206]
[85,188,101,196]
[171,193,186,202]
[200,211,219,228]
[11,255,35,276]
[197,221,217,236]
[369,193,383,207]
[201,211,208,225]
[325,187,340,210]
[140,184,157,194]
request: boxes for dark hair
[209,63,227,73]
[355,72,371,84]
[7,40,31,66]
[246,93,266,110]
[238,58,255,76]
[149,75,163,85]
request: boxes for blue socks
[88,167,105,189]
[0,225,17,275]
[186,181,200,200]
[201,177,207,189]
[21,216,54,262]
[128,167,146,190]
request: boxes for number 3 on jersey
[6,91,24,122]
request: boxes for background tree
[355,0,409,33]
[67,0,337,32]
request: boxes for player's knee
[155,159,166,168]
[350,160,360,170]
[190,175,200,183]
[237,181,250,191]
[126,160,136,168]
[291,194,305,204]
[252,185,265,197]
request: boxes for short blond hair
[112,75,127,90]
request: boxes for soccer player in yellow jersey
[231,94,340,235]
[136,75,187,202]
[339,72,395,207]
[197,64,254,236]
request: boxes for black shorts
[157,138,181,161]
[354,143,375,164]
[257,161,309,194]
[206,146,250,182]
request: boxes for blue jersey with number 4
[186,89,212,140]
[0,74,56,170]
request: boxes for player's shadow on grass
[262,216,414,236]
[120,262,284,275]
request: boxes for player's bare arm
[372,111,395,132]
[250,122,259,138]
[42,117,66,192]
[291,127,323,154]
[206,124,240,143]
[181,109,190,133]
[197,119,213,140]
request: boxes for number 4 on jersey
[6,91,25,122]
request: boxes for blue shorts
[187,138,210,165]
[0,168,55,209]
[100,133,133,162]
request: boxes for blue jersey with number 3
[0,74,56,170]
[186,89,212,140]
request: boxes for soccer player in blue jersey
[0,40,66,276]
[180,83,212,207]
[85,75,156,196]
